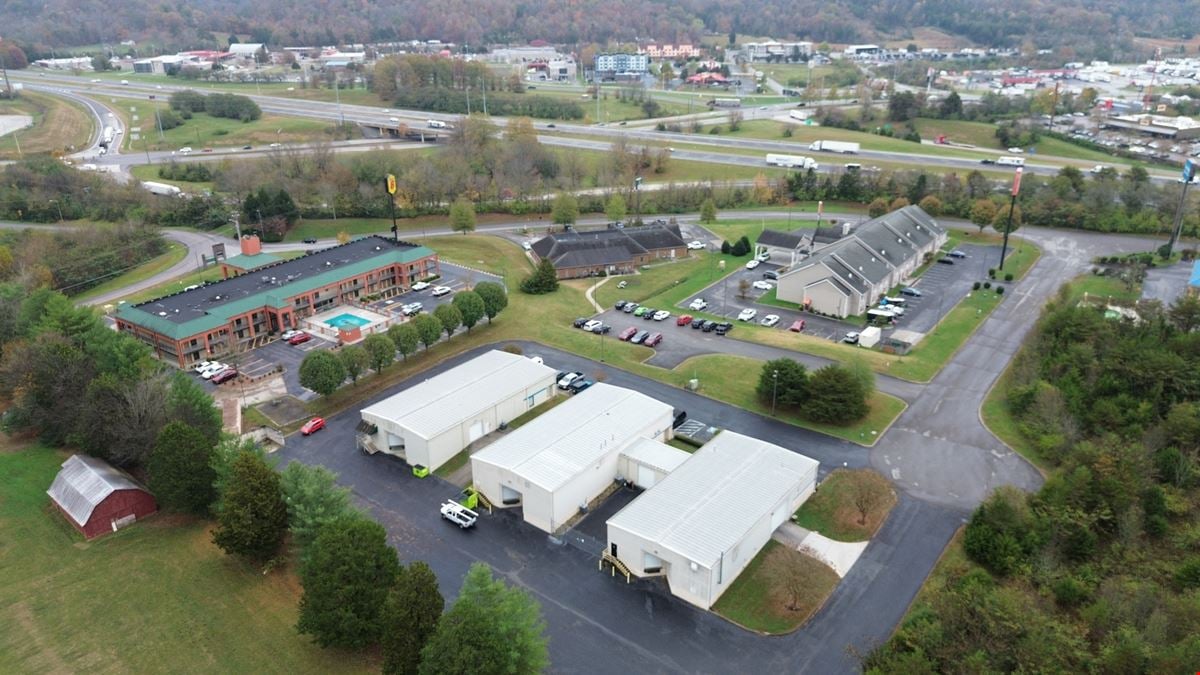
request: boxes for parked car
[752,280,773,291]
[193,360,217,373]
[762,270,780,280]
[900,287,923,297]
[936,258,955,265]
[756,252,770,262]
[431,286,453,296]
[644,332,663,347]
[760,314,781,327]
[301,417,326,435]
[633,306,649,317]
[615,300,628,310]
[440,501,478,529]
[211,368,239,384]
[641,308,657,321]
[843,331,860,344]
[691,317,705,329]
[411,281,431,291]
[198,362,226,378]
[701,320,717,332]
[582,319,604,332]
[522,241,533,251]
[591,323,611,334]
[568,378,595,394]
[652,310,671,321]
[676,314,694,326]
[744,259,761,270]
[689,298,708,311]
[557,371,583,389]
[402,303,423,316]
[714,322,733,335]
[948,250,967,259]
[623,302,639,314]
[617,280,628,289]
[288,332,312,345]
[789,319,806,332]
[687,240,705,250]
[737,308,758,322]
[280,330,300,341]
[618,326,638,341]
[573,317,590,328]
[631,330,650,344]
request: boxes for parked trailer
[808,140,860,154]
[997,156,1026,166]
[708,98,742,108]
[140,181,183,197]
[765,153,819,170]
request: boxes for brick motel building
[115,235,439,367]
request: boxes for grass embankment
[792,468,897,541]
[0,90,94,159]
[720,120,989,161]
[74,241,188,303]
[0,444,375,674]
[299,236,906,445]
[712,540,839,634]
[111,98,342,152]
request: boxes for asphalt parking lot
[365,262,503,320]
[1142,260,1195,306]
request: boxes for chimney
[240,235,262,256]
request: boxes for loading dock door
[468,420,486,443]
[637,464,657,488]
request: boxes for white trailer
[997,156,1026,166]
[140,181,183,197]
[809,140,860,154]
[765,153,819,170]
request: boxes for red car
[645,332,663,347]
[789,320,806,332]
[618,326,638,341]
[211,368,238,384]
[300,417,326,435]
[676,314,693,326]
[288,332,311,345]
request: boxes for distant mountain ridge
[3,0,1194,61]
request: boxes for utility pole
[335,76,344,125]
[771,370,779,416]
[481,76,487,116]
[1165,159,1196,259]
[634,176,643,225]
[0,50,11,98]
[998,168,1022,271]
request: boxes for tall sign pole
[998,167,1022,271]
[386,174,399,243]
[1165,159,1196,259]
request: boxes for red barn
[47,455,157,540]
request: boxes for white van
[427,119,448,129]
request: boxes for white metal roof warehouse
[470,383,675,533]
[358,350,557,472]
[606,431,819,609]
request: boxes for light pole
[998,168,1022,271]
[1165,159,1197,259]
[771,369,779,416]
[634,176,643,225]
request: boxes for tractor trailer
[765,153,819,170]
[808,140,860,154]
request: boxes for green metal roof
[117,239,435,340]
[223,252,282,270]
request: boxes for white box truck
[765,153,819,170]
[997,156,1026,166]
[809,140,860,154]
[140,181,183,197]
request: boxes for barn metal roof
[606,431,819,569]
[359,350,556,439]
[471,383,674,491]
[46,455,144,526]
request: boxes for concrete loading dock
[358,350,557,472]
[470,383,676,533]
[605,431,819,610]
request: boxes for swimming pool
[326,313,372,329]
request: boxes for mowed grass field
[0,444,376,674]
[0,90,95,159]
[109,98,342,152]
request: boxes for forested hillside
[3,0,1196,61]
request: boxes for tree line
[0,223,167,296]
[866,290,1200,673]
[168,90,263,122]
[298,284,507,396]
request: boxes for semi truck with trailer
[808,140,860,154]
[765,153,819,170]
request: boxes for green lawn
[979,360,1050,473]
[130,163,215,192]
[712,540,839,634]
[792,468,897,541]
[109,98,343,152]
[0,445,375,674]
[1062,271,1142,304]
[74,241,189,302]
[0,90,95,159]
[708,120,990,160]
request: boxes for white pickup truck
[440,501,478,529]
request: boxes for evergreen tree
[756,359,810,410]
[700,197,717,224]
[147,421,217,515]
[419,563,548,675]
[279,462,356,552]
[212,452,289,562]
[382,562,445,675]
[804,364,869,424]
[520,258,559,294]
[297,515,401,649]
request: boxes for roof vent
[271,277,277,284]
[326,261,333,266]
[261,276,269,282]
[158,311,167,317]
[375,246,381,251]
